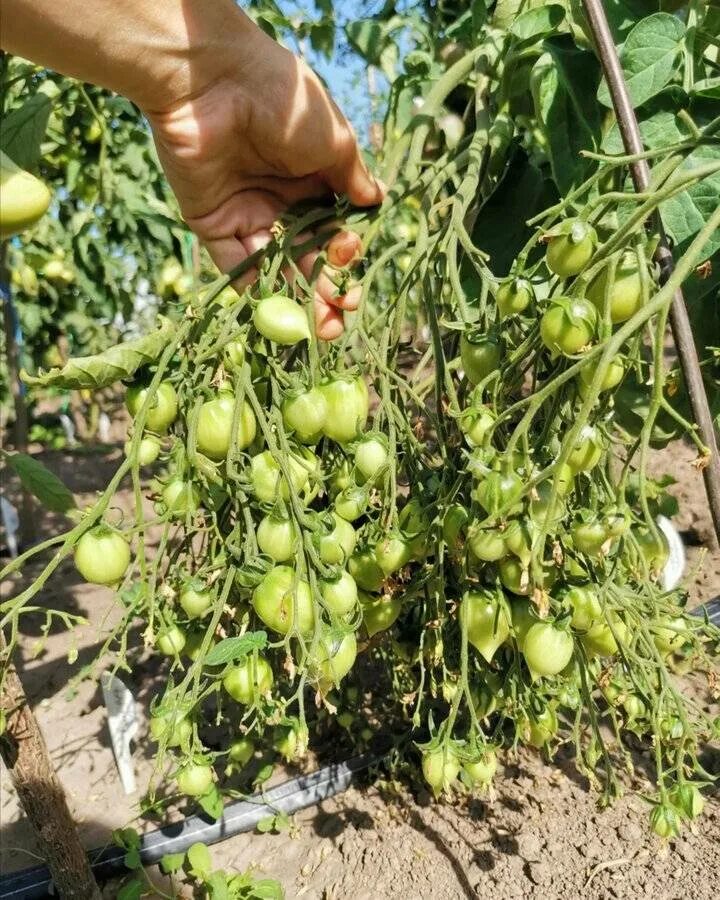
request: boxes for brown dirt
[1,439,719,899]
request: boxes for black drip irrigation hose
[0,753,380,900]
[2,601,719,899]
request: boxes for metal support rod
[582,0,720,548]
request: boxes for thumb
[323,138,385,207]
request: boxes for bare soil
[1,439,719,899]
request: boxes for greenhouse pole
[0,635,101,899]
[582,0,720,548]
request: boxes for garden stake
[582,0,720,548]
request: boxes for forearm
[0,0,255,112]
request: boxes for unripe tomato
[125,435,161,466]
[157,625,187,656]
[545,220,596,278]
[149,711,192,747]
[253,294,310,344]
[622,693,646,721]
[633,527,670,571]
[509,597,536,651]
[334,485,368,522]
[565,585,602,631]
[176,761,213,797]
[228,736,255,766]
[162,478,200,517]
[274,720,309,762]
[195,392,256,459]
[522,621,574,677]
[126,381,178,433]
[460,333,502,385]
[355,434,389,483]
[375,533,412,575]
[523,706,559,748]
[318,512,357,564]
[587,251,643,323]
[459,590,511,663]
[670,783,705,820]
[571,518,609,557]
[282,388,328,444]
[475,470,523,518]
[540,297,597,356]
[504,517,536,565]
[42,258,66,281]
[250,450,311,503]
[179,582,214,619]
[461,404,496,447]
[603,506,630,537]
[463,750,497,786]
[443,503,469,552]
[319,376,369,443]
[650,804,679,839]
[566,424,604,473]
[328,458,353,495]
[468,524,507,562]
[74,526,131,585]
[257,513,297,562]
[222,655,274,704]
[360,591,402,636]
[320,570,358,616]
[582,614,628,657]
[349,547,385,591]
[578,358,625,396]
[310,631,357,689]
[651,616,687,654]
[496,278,532,317]
[252,565,315,636]
[499,557,556,596]
[0,150,52,238]
[422,746,461,797]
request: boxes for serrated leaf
[5,453,76,514]
[187,842,212,877]
[597,13,685,109]
[160,851,185,874]
[203,632,267,667]
[0,95,52,170]
[510,4,566,43]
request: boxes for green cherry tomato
[669,783,705,821]
[355,434,389,483]
[176,761,213,797]
[257,513,297,562]
[459,590,511,663]
[565,584,602,631]
[587,251,643,324]
[149,711,192,747]
[603,506,630,538]
[309,630,357,690]
[571,518,609,557]
[522,622,574,677]
[196,392,256,460]
[504,518,536,565]
[126,381,178,433]
[252,565,315,636]
[496,278,532,317]
[179,583,214,619]
[319,376,369,444]
[582,613,628,657]
[651,616,687,655]
[250,450,311,503]
[375,532,412,576]
[157,625,187,656]
[475,470,524,518]
[633,527,670,571]
[650,804,679,839]
[567,425,604,473]
[509,597,536,651]
[460,332,502,385]
[349,547,385,592]
[545,220,597,278]
[125,435,162,466]
[253,294,310,344]
[578,358,625,397]
[162,478,200,517]
[282,387,328,444]
[463,750,497,787]
[523,706,559,748]
[360,590,402,636]
[334,484,368,522]
[318,512,357,564]
[74,527,131,585]
[460,404,496,447]
[320,570,359,617]
[222,655,274,704]
[228,736,255,766]
[468,524,507,562]
[443,503,470,552]
[540,296,597,356]
[223,338,246,371]
[422,746,461,797]
[499,557,557,596]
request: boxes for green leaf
[4,453,76,514]
[251,879,285,900]
[511,4,566,43]
[123,847,141,870]
[160,851,186,874]
[187,842,213,877]
[256,815,276,834]
[532,37,602,194]
[117,879,144,900]
[197,786,224,821]
[692,77,720,100]
[203,632,267,667]
[207,872,231,900]
[602,89,689,154]
[0,95,52,170]
[597,13,685,109]
[20,317,176,389]
[662,144,720,260]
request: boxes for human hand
[145,17,383,340]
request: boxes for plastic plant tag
[101,671,138,794]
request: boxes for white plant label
[101,671,138,794]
